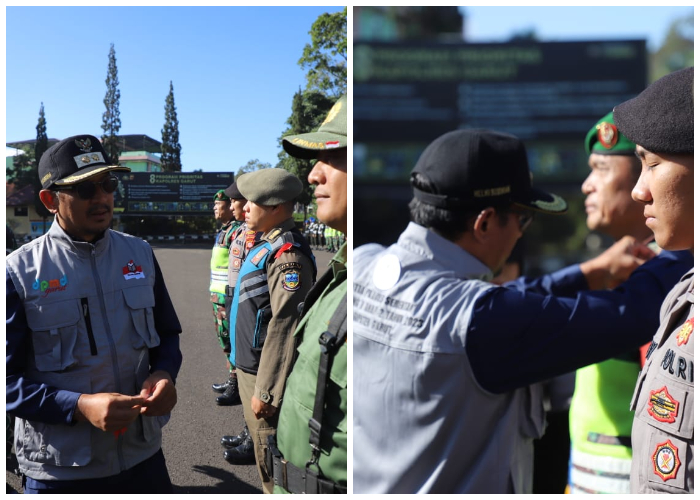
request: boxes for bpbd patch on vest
[651,440,681,481]
[283,270,301,291]
[123,260,145,280]
[676,317,693,346]
[647,386,679,423]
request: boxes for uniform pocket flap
[123,285,156,310]
[24,301,81,372]
[25,300,80,331]
[123,287,160,349]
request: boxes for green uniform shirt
[274,243,347,492]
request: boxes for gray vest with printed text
[353,233,545,494]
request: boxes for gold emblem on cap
[596,122,618,149]
[321,100,342,126]
[75,137,92,152]
[91,154,100,161]
[80,155,90,164]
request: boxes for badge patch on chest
[232,246,242,257]
[651,440,681,481]
[676,317,693,346]
[647,386,680,424]
[123,260,145,280]
[282,270,301,291]
[33,274,69,298]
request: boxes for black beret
[613,67,693,155]
[224,181,244,200]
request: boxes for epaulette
[264,228,284,243]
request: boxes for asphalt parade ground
[6,243,335,494]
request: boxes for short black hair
[408,173,509,242]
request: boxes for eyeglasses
[511,209,535,232]
[54,176,119,200]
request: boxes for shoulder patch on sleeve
[282,268,302,291]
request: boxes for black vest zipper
[80,297,98,355]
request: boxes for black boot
[216,376,241,406]
[223,432,255,465]
[221,425,250,449]
[212,374,234,394]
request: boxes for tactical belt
[267,435,346,494]
[267,291,347,494]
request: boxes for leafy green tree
[277,89,334,210]
[101,43,122,165]
[33,102,51,228]
[650,12,693,82]
[236,159,271,178]
[6,146,34,187]
[278,8,346,217]
[161,81,182,172]
[299,7,347,98]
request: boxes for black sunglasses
[54,176,119,200]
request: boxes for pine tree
[33,102,51,226]
[161,81,182,172]
[34,102,48,164]
[101,43,122,165]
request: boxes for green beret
[213,189,230,201]
[585,111,636,156]
[283,95,347,160]
[614,67,693,155]
[237,168,303,205]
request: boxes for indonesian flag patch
[651,440,681,482]
[325,141,340,149]
[123,260,145,280]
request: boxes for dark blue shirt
[467,250,693,393]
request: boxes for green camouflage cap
[237,168,303,205]
[282,95,347,160]
[585,111,636,156]
[213,189,231,202]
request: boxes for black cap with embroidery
[410,129,567,214]
[38,134,130,189]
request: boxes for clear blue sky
[5,6,345,173]
[460,5,693,52]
